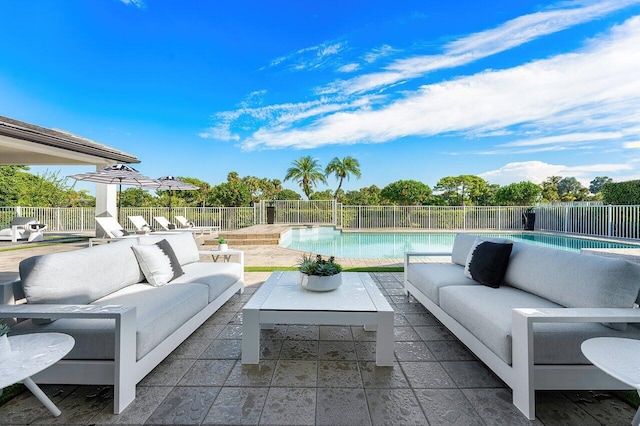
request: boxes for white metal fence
[2,202,640,240]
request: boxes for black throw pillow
[464,240,513,288]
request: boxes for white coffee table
[242,271,394,366]
[0,333,75,417]
[581,337,640,426]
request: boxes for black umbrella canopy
[68,164,160,222]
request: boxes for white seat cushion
[172,262,243,302]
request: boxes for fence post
[564,206,569,234]
[463,205,466,230]
[358,206,362,230]
[498,207,501,230]
[607,204,612,237]
[393,207,396,230]
[428,206,431,229]
[81,207,84,231]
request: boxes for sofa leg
[114,308,137,414]
[511,310,535,420]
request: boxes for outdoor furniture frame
[242,271,394,366]
[404,250,640,420]
[127,215,153,232]
[0,281,243,414]
[0,217,47,243]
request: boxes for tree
[434,175,492,206]
[284,156,327,199]
[589,176,613,195]
[120,187,157,207]
[493,181,541,206]
[275,189,302,200]
[0,166,28,206]
[557,177,589,201]
[207,181,251,207]
[344,185,381,205]
[380,180,432,205]
[325,156,362,199]
[310,189,335,200]
[541,176,562,202]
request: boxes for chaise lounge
[404,233,640,420]
[0,231,244,414]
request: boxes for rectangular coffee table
[242,271,394,366]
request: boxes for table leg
[242,308,260,364]
[23,377,61,417]
[375,310,394,366]
[633,390,640,426]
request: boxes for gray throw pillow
[132,239,184,286]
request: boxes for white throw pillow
[131,239,184,286]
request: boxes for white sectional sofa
[404,233,640,420]
[0,232,244,414]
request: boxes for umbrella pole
[118,183,122,224]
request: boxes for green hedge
[602,181,640,205]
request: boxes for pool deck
[1,235,639,424]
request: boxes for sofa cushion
[451,233,479,266]
[139,232,200,266]
[20,239,144,305]
[504,243,640,311]
[10,282,209,360]
[132,239,184,287]
[464,239,513,288]
[407,263,477,305]
[172,262,243,302]
[439,285,640,365]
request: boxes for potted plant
[218,237,228,251]
[297,254,343,291]
[0,319,10,361]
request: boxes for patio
[0,243,636,425]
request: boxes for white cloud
[364,45,394,63]
[337,63,360,73]
[239,16,640,150]
[120,0,145,8]
[624,141,640,148]
[479,160,633,186]
[265,41,346,71]
[500,132,623,147]
[328,0,640,95]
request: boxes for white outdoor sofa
[0,231,244,414]
[404,233,640,420]
[0,217,47,242]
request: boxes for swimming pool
[279,227,640,258]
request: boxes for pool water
[279,227,640,258]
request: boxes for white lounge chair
[153,216,212,236]
[90,217,138,247]
[174,215,219,236]
[128,216,154,233]
[0,217,47,242]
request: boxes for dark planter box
[522,212,535,231]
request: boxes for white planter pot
[219,244,228,251]
[0,334,11,361]
[298,272,343,292]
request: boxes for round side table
[581,337,640,426]
[0,333,75,417]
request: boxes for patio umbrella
[151,176,199,214]
[68,164,160,222]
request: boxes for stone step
[202,238,280,246]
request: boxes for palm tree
[325,156,362,199]
[284,156,327,199]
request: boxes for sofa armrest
[512,307,640,324]
[510,306,640,417]
[0,303,135,320]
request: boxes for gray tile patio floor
[0,272,635,425]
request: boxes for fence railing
[2,203,640,241]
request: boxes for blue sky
[1,0,640,195]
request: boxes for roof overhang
[0,115,139,165]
